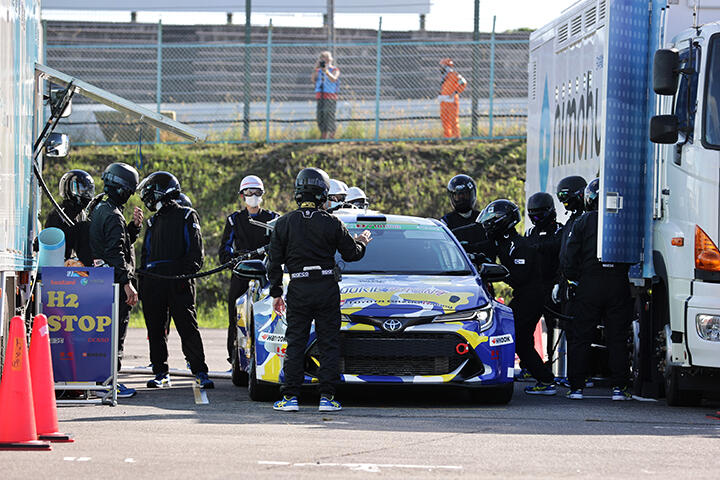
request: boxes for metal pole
[327,0,335,57]
[374,17,382,141]
[243,0,251,139]
[265,20,273,143]
[488,15,496,138]
[471,0,479,137]
[155,20,162,144]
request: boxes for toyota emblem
[382,319,403,332]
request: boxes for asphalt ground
[3,328,720,479]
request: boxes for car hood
[339,274,488,318]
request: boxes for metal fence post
[243,0,252,139]
[265,20,273,143]
[374,17,382,142]
[471,0,479,137]
[155,20,163,144]
[488,16,496,138]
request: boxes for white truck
[0,0,205,369]
[527,0,720,405]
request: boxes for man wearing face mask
[219,175,279,365]
[326,179,349,210]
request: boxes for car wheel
[248,356,278,402]
[231,349,249,387]
[469,382,514,405]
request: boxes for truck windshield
[337,223,472,275]
[705,35,720,147]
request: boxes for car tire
[469,382,514,405]
[231,349,249,387]
[248,357,278,402]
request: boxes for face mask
[245,195,262,208]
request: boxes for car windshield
[704,34,720,147]
[337,222,472,275]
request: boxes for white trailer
[527,0,720,404]
[0,0,205,369]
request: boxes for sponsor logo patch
[489,334,513,346]
[259,332,285,343]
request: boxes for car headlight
[432,306,493,331]
[696,314,720,342]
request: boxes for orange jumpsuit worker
[439,58,467,139]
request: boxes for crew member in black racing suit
[479,199,557,396]
[89,162,143,399]
[562,178,633,401]
[138,171,214,390]
[521,192,562,379]
[268,167,371,412]
[440,174,496,263]
[44,169,95,266]
[218,175,279,365]
[554,175,594,388]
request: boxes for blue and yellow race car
[231,210,515,404]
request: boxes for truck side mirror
[44,133,69,157]
[49,86,72,118]
[653,49,680,96]
[479,263,509,283]
[650,115,679,144]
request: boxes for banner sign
[42,267,115,383]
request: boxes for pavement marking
[653,425,720,431]
[632,396,658,402]
[64,457,91,462]
[125,458,136,463]
[258,461,462,473]
[193,386,209,405]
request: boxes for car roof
[333,209,441,227]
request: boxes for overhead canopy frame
[35,63,206,143]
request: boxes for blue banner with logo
[42,267,114,383]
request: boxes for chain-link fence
[46,24,528,145]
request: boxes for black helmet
[584,178,599,211]
[59,169,95,209]
[294,167,330,207]
[527,192,556,227]
[101,163,139,206]
[556,175,587,213]
[478,199,521,240]
[177,193,193,208]
[137,171,181,212]
[447,174,477,214]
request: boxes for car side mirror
[650,115,679,144]
[653,49,680,96]
[479,263,509,283]
[45,133,70,158]
[232,259,268,284]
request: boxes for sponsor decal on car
[489,334,513,346]
[259,332,285,343]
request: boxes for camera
[319,60,326,68]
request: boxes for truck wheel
[231,349,249,387]
[664,364,702,407]
[469,382,514,405]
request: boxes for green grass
[42,139,526,327]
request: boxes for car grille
[307,331,469,376]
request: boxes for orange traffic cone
[0,316,51,451]
[30,314,73,443]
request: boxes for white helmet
[328,179,348,197]
[346,186,368,208]
[239,175,264,194]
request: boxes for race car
[231,210,516,404]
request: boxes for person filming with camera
[311,51,340,139]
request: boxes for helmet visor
[328,194,346,203]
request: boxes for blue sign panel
[601,0,650,263]
[42,267,114,383]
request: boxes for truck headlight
[696,314,720,342]
[432,306,493,331]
